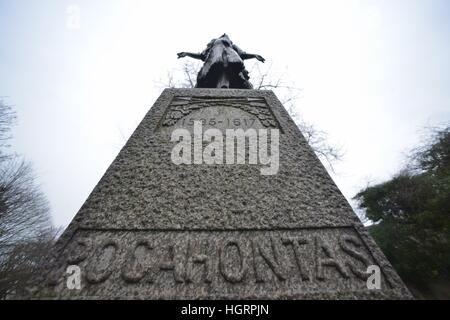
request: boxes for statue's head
[203,34,232,54]
[220,33,231,42]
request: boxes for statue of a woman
[177,34,265,89]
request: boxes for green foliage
[355,126,450,299]
[415,126,450,173]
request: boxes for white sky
[0,0,449,227]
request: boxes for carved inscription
[55,228,382,297]
[161,96,279,129]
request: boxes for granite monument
[33,37,411,299]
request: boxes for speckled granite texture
[34,89,412,299]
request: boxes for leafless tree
[156,61,343,171]
[0,99,56,299]
[0,99,16,163]
[0,160,52,252]
[0,228,58,299]
[155,60,203,90]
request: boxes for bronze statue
[177,34,265,89]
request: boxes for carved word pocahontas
[56,229,380,290]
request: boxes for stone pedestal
[37,89,412,299]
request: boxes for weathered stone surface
[36,89,412,299]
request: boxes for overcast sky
[1,0,449,227]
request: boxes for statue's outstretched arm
[177,52,204,61]
[233,45,265,63]
[240,53,265,63]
